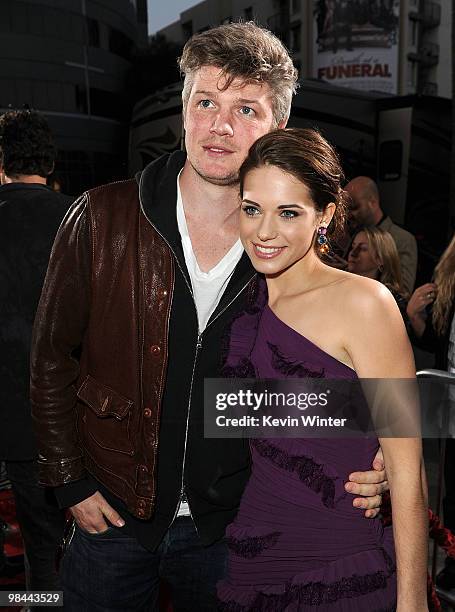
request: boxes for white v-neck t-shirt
[176,172,244,333]
[175,172,244,517]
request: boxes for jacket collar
[207,251,255,327]
[0,182,54,195]
[137,150,186,255]
[137,151,255,318]
[377,214,391,230]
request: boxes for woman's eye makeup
[242,205,260,216]
[241,205,301,219]
[280,209,299,219]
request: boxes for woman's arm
[379,437,428,611]
[345,279,428,612]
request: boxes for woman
[217,129,428,611]
[347,226,408,321]
[407,234,455,590]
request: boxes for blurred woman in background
[407,233,455,591]
[347,226,408,321]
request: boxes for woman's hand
[406,283,436,337]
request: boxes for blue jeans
[60,516,227,611]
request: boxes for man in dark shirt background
[0,109,73,592]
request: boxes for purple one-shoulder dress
[217,278,396,611]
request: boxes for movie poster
[313,0,400,94]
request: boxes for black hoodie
[56,152,255,549]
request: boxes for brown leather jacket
[31,178,174,519]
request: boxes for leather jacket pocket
[77,375,135,455]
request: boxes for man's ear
[370,197,379,211]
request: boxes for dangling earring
[317,226,329,255]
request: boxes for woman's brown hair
[239,127,346,246]
[432,233,455,335]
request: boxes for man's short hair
[178,21,298,126]
[0,109,56,178]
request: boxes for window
[11,2,27,34]
[15,80,33,108]
[290,23,301,52]
[0,79,15,107]
[411,19,417,46]
[0,4,10,32]
[87,18,100,47]
[109,27,134,60]
[63,83,76,112]
[32,81,49,110]
[47,82,64,111]
[407,61,417,89]
[135,0,148,23]
[75,84,88,114]
[182,21,193,40]
[378,141,403,181]
[27,4,44,36]
[70,14,85,42]
[90,88,127,120]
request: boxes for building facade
[158,0,450,98]
[0,0,148,194]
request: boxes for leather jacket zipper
[138,181,201,529]
[173,276,255,534]
[139,172,255,532]
[170,330,203,531]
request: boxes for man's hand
[345,447,389,518]
[70,491,125,534]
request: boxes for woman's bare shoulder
[326,271,398,317]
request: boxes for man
[345,175,418,294]
[0,109,72,592]
[31,23,387,610]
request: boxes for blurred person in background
[406,233,455,592]
[0,109,72,593]
[348,226,409,322]
[345,176,417,294]
[47,171,64,193]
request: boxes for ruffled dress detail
[217,276,397,611]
